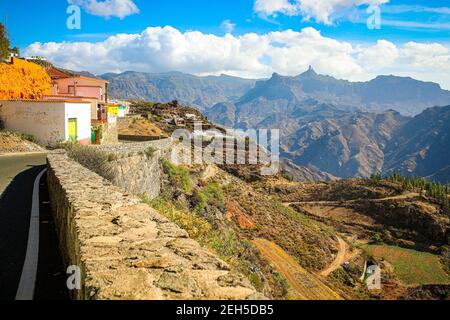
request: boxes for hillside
[208,99,410,179]
[145,156,449,300]
[232,67,450,116]
[104,68,450,116]
[0,58,51,100]
[265,177,450,299]
[384,106,450,183]
[101,71,256,111]
[204,71,450,182]
[90,101,449,300]
[0,131,43,153]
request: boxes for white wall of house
[0,100,91,145]
[118,106,126,118]
[64,102,92,142]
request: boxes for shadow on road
[0,165,68,300]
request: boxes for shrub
[371,233,382,244]
[370,173,383,182]
[161,159,193,194]
[65,143,109,169]
[386,172,450,216]
[21,133,38,144]
[108,153,119,162]
[145,146,157,158]
[272,271,289,296]
[281,172,294,182]
[145,195,213,241]
[194,182,225,213]
[208,230,241,258]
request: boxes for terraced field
[252,238,342,300]
[364,244,450,285]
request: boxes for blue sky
[1,0,450,88]
[1,0,450,48]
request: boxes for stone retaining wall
[69,139,175,199]
[47,151,261,300]
[93,138,173,155]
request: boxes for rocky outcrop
[351,198,450,246]
[0,131,44,153]
[281,159,338,182]
[0,58,51,100]
[47,151,262,300]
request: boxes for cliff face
[0,58,51,100]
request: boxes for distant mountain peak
[271,72,282,79]
[301,65,317,77]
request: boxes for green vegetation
[0,129,38,144]
[161,159,193,194]
[370,233,383,244]
[281,171,294,182]
[194,182,225,214]
[130,100,156,114]
[144,195,213,242]
[371,172,450,214]
[20,133,37,144]
[143,194,242,260]
[107,153,119,162]
[271,271,289,297]
[142,193,281,295]
[64,142,109,168]
[10,46,19,56]
[145,146,157,158]
[363,244,450,285]
[0,23,10,60]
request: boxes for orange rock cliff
[0,58,51,100]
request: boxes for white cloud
[221,20,236,33]
[253,0,299,17]
[68,0,140,19]
[357,40,399,70]
[402,42,450,70]
[382,5,450,15]
[24,26,450,89]
[254,0,389,24]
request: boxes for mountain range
[101,71,256,111]
[104,68,450,183]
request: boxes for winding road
[283,192,420,207]
[319,237,348,277]
[0,153,67,300]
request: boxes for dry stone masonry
[70,139,175,199]
[47,151,262,300]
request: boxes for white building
[0,100,92,146]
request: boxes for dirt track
[320,237,348,277]
[283,192,420,207]
[252,238,342,300]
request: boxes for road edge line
[15,168,47,301]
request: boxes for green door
[68,118,78,142]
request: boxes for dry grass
[118,116,164,137]
[252,238,342,300]
[364,244,450,285]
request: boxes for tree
[0,23,10,60]
[11,46,19,56]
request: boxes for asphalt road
[0,153,68,300]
